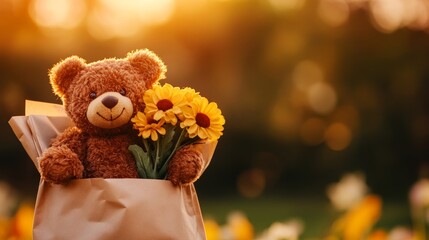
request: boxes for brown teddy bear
[39,49,204,185]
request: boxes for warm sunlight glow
[87,7,140,40]
[87,0,175,39]
[28,0,86,29]
[268,0,306,11]
[318,0,350,27]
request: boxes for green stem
[143,138,150,155]
[172,128,187,158]
[154,139,160,172]
[159,128,187,178]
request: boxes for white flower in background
[0,181,17,217]
[221,211,254,240]
[409,178,429,208]
[327,172,369,211]
[256,219,304,240]
[388,226,413,240]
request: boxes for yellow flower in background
[131,111,166,141]
[143,83,185,125]
[224,212,254,240]
[11,204,34,240]
[204,218,221,240]
[367,229,388,240]
[343,195,382,240]
[180,96,225,140]
[0,217,11,240]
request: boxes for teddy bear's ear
[49,56,86,98]
[127,49,167,88]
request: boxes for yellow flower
[143,83,185,125]
[180,96,225,140]
[131,111,166,141]
[367,230,388,240]
[182,87,200,102]
[226,212,254,240]
[204,218,221,240]
[177,87,200,122]
[11,204,34,240]
[0,217,11,240]
[343,195,382,240]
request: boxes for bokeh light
[28,0,86,29]
[237,169,266,198]
[307,82,337,115]
[325,122,352,151]
[292,60,324,92]
[369,0,404,33]
[404,0,429,30]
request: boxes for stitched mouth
[97,108,126,121]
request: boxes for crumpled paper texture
[9,100,216,240]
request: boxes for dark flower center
[147,117,157,124]
[196,113,210,128]
[157,99,173,111]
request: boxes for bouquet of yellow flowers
[129,83,225,179]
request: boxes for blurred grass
[200,195,411,238]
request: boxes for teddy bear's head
[49,49,166,135]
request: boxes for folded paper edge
[8,117,40,170]
[25,100,66,117]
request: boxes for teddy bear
[39,49,204,185]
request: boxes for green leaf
[158,159,170,179]
[162,127,175,148]
[128,144,156,179]
[159,128,175,162]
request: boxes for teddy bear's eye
[89,92,97,99]
[119,88,126,96]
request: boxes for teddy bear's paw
[167,145,204,186]
[39,145,84,184]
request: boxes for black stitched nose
[102,96,118,109]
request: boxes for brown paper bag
[9,100,217,240]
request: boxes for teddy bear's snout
[102,96,118,109]
[86,91,133,129]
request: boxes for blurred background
[1,0,429,238]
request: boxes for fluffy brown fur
[39,49,205,185]
[167,145,204,185]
